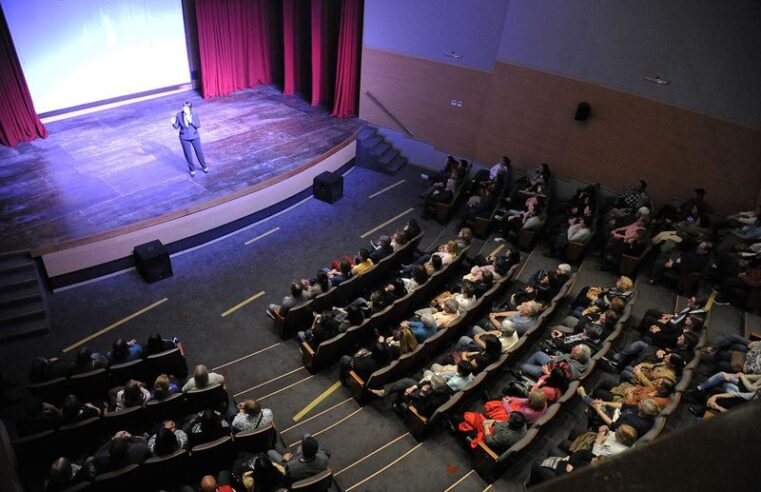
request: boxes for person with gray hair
[489,300,542,336]
[520,344,592,380]
[182,364,225,392]
[370,234,394,262]
[455,318,519,353]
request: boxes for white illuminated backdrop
[1,0,191,113]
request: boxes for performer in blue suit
[170,101,208,176]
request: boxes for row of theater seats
[27,347,188,406]
[415,272,579,445]
[301,245,472,373]
[273,232,424,339]
[346,246,483,403]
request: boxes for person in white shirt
[591,424,637,457]
[182,364,225,392]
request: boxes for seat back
[185,383,228,414]
[28,377,69,405]
[289,469,333,491]
[91,463,142,492]
[58,416,103,458]
[103,405,146,434]
[69,368,108,402]
[145,392,188,422]
[146,347,188,380]
[141,448,189,490]
[108,359,147,388]
[189,435,235,481]
[234,423,277,453]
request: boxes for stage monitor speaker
[575,102,591,121]
[133,240,172,283]
[313,171,343,204]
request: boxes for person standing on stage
[170,101,208,177]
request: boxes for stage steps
[0,252,49,343]
[357,125,407,174]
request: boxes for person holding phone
[170,101,208,176]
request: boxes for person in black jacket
[338,343,391,386]
[92,431,150,473]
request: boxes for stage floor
[0,86,362,253]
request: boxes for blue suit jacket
[172,111,201,140]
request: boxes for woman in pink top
[501,390,548,424]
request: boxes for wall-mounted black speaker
[134,240,172,283]
[313,171,343,204]
[575,102,591,121]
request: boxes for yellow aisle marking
[233,367,306,397]
[369,179,406,199]
[63,298,168,353]
[280,398,354,434]
[345,443,423,491]
[257,375,314,401]
[360,207,414,239]
[488,243,505,258]
[705,290,716,311]
[244,227,280,246]
[482,485,493,492]
[213,343,281,371]
[288,407,365,447]
[333,432,410,477]
[221,290,265,317]
[292,381,343,422]
[444,470,475,492]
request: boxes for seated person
[405,314,438,343]
[455,227,474,250]
[325,260,352,286]
[454,409,527,451]
[267,282,308,318]
[521,344,592,381]
[455,319,519,354]
[185,409,231,447]
[15,398,62,436]
[402,265,429,293]
[115,379,151,411]
[46,457,91,492]
[622,353,684,386]
[268,435,330,484]
[148,420,189,455]
[151,373,180,401]
[571,276,634,316]
[107,338,144,365]
[144,333,178,356]
[297,310,339,345]
[696,383,761,415]
[182,364,225,392]
[444,334,502,375]
[199,473,237,492]
[649,240,712,285]
[546,216,593,258]
[488,301,542,336]
[72,347,109,375]
[610,330,698,372]
[703,335,761,374]
[231,398,273,433]
[92,430,150,473]
[421,360,475,393]
[338,343,392,385]
[639,295,706,334]
[471,270,495,298]
[499,390,548,424]
[528,450,596,486]
[581,396,659,438]
[369,235,394,263]
[60,394,102,425]
[351,249,374,276]
[374,374,451,417]
[303,271,330,300]
[511,264,571,306]
[542,319,608,357]
[591,377,675,410]
[414,298,461,330]
[591,424,637,457]
[464,256,510,283]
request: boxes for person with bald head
[199,471,236,492]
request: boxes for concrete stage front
[0,86,363,283]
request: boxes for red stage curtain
[0,5,46,147]
[195,0,272,99]
[310,0,339,106]
[282,0,310,96]
[331,0,363,118]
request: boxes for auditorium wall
[359,0,761,213]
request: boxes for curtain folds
[0,4,46,147]
[331,0,362,118]
[195,0,272,99]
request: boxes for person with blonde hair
[231,398,273,433]
[151,373,179,401]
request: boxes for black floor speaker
[313,171,343,204]
[134,240,172,283]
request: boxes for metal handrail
[365,91,415,138]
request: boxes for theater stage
[0,86,363,281]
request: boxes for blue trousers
[180,137,206,172]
